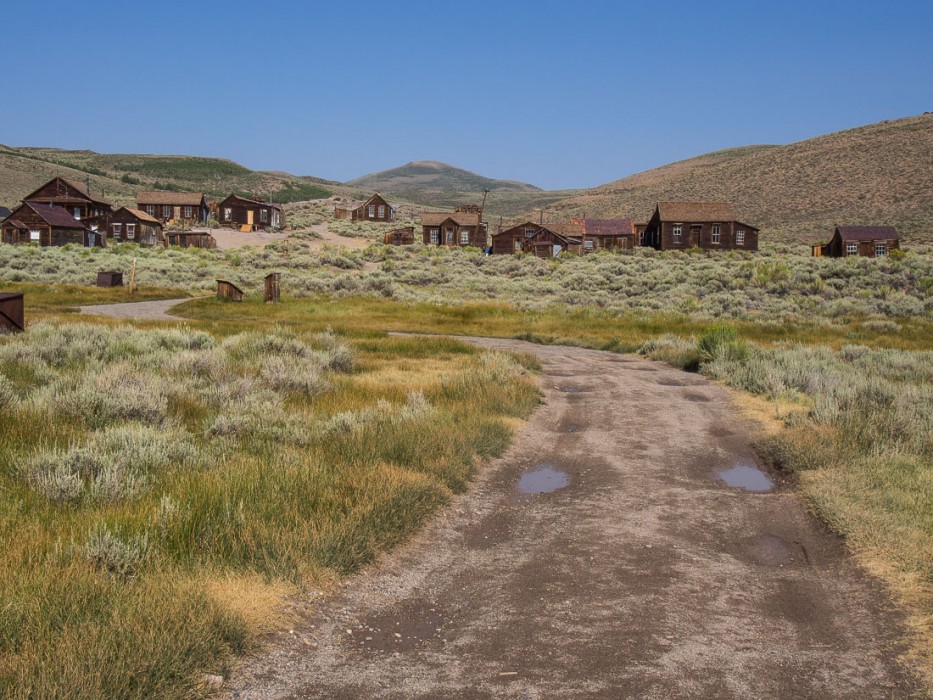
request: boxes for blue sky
[4,0,931,189]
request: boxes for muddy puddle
[716,463,774,492]
[559,385,589,393]
[755,534,795,566]
[517,465,570,494]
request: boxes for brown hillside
[543,114,933,241]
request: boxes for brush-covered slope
[545,114,933,241]
[0,146,334,209]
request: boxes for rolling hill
[539,114,933,241]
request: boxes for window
[73,207,81,220]
[30,229,41,241]
[377,205,385,218]
[369,205,376,218]
[126,224,136,239]
[146,205,155,216]
[429,228,439,244]
[113,223,122,236]
[846,242,858,256]
[711,224,721,244]
[224,207,232,221]
[673,224,682,241]
[736,230,745,246]
[184,206,192,219]
[524,228,536,238]
[163,205,172,217]
[584,240,594,250]
[875,243,887,257]
[460,230,470,245]
[260,209,268,222]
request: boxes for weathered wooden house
[165,231,217,248]
[334,193,395,222]
[421,211,487,247]
[569,217,635,252]
[1,202,95,246]
[23,177,112,222]
[641,202,759,252]
[383,227,415,245]
[492,221,544,254]
[813,226,900,257]
[492,222,582,256]
[110,207,163,246]
[136,191,209,226]
[217,195,284,231]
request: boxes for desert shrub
[0,372,17,408]
[637,335,700,370]
[83,525,149,578]
[696,324,749,363]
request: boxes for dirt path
[299,222,376,251]
[78,298,191,321]
[227,338,919,699]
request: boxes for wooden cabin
[335,193,395,222]
[569,217,635,252]
[421,211,487,248]
[110,207,163,246]
[523,226,581,258]
[0,292,25,333]
[492,221,544,255]
[136,191,209,226]
[165,231,217,248]
[1,202,95,246]
[383,227,415,245]
[815,226,900,258]
[217,195,284,231]
[23,176,112,222]
[641,202,759,252]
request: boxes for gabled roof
[364,193,390,206]
[136,191,206,206]
[219,194,283,209]
[115,207,162,225]
[656,201,734,222]
[16,202,86,228]
[421,211,481,227]
[24,176,111,206]
[835,225,899,241]
[575,218,635,236]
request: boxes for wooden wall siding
[384,227,415,245]
[96,271,124,287]
[166,232,217,249]
[218,196,284,231]
[525,229,580,258]
[111,210,163,246]
[138,202,209,225]
[421,222,487,247]
[353,194,393,222]
[824,234,900,257]
[492,223,541,255]
[0,293,25,333]
[642,213,759,252]
[216,280,244,302]
[264,273,281,303]
[583,234,634,252]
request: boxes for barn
[814,226,900,257]
[641,202,759,252]
[217,195,285,231]
[110,207,164,246]
[1,202,95,246]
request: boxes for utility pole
[477,188,490,248]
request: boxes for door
[247,210,254,227]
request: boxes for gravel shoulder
[227,337,920,699]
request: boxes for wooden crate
[97,271,124,287]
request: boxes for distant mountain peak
[347,161,542,195]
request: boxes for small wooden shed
[0,292,25,333]
[383,227,415,245]
[96,271,124,287]
[165,231,217,248]
[817,226,900,257]
[264,273,281,303]
[216,280,244,302]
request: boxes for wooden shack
[264,273,281,303]
[217,195,284,231]
[570,217,635,252]
[96,271,124,287]
[383,227,415,245]
[22,176,112,222]
[817,226,900,257]
[111,207,163,246]
[492,221,544,255]
[165,231,217,248]
[0,292,24,333]
[216,280,244,302]
[421,211,487,248]
[136,191,209,226]
[1,202,91,247]
[641,202,759,252]
[524,226,581,258]
[335,193,395,222]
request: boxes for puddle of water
[755,534,794,566]
[560,385,587,393]
[685,392,712,403]
[565,423,579,433]
[657,378,686,387]
[517,466,570,494]
[717,464,774,492]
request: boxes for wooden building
[1,202,95,246]
[523,226,581,257]
[492,221,544,255]
[136,191,209,226]
[217,195,284,231]
[0,292,25,333]
[421,211,487,248]
[383,226,415,245]
[165,231,217,248]
[216,280,244,302]
[96,271,124,287]
[23,176,112,222]
[641,202,759,252]
[569,217,635,252]
[813,226,900,258]
[334,193,395,222]
[110,207,163,246]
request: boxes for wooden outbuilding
[421,211,487,248]
[383,227,415,245]
[569,217,635,252]
[216,280,244,302]
[334,193,395,222]
[1,202,94,247]
[641,202,759,252]
[110,207,163,246]
[165,231,217,248]
[22,176,112,222]
[815,226,900,257]
[0,292,25,333]
[264,273,281,303]
[136,191,209,226]
[523,226,582,258]
[492,221,546,255]
[96,271,124,287]
[217,195,285,231]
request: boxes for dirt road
[228,338,919,699]
[78,298,191,321]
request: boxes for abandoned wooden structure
[0,292,25,333]
[813,226,900,257]
[216,280,244,302]
[334,193,395,222]
[641,202,759,252]
[383,227,415,245]
[264,273,281,303]
[136,191,209,226]
[523,226,582,257]
[110,207,163,246]
[96,271,124,287]
[217,195,284,231]
[1,202,95,246]
[492,221,546,255]
[569,217,636,252]
[22,177,112,222]
[165,231,217,248]
[421,211,487,248]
